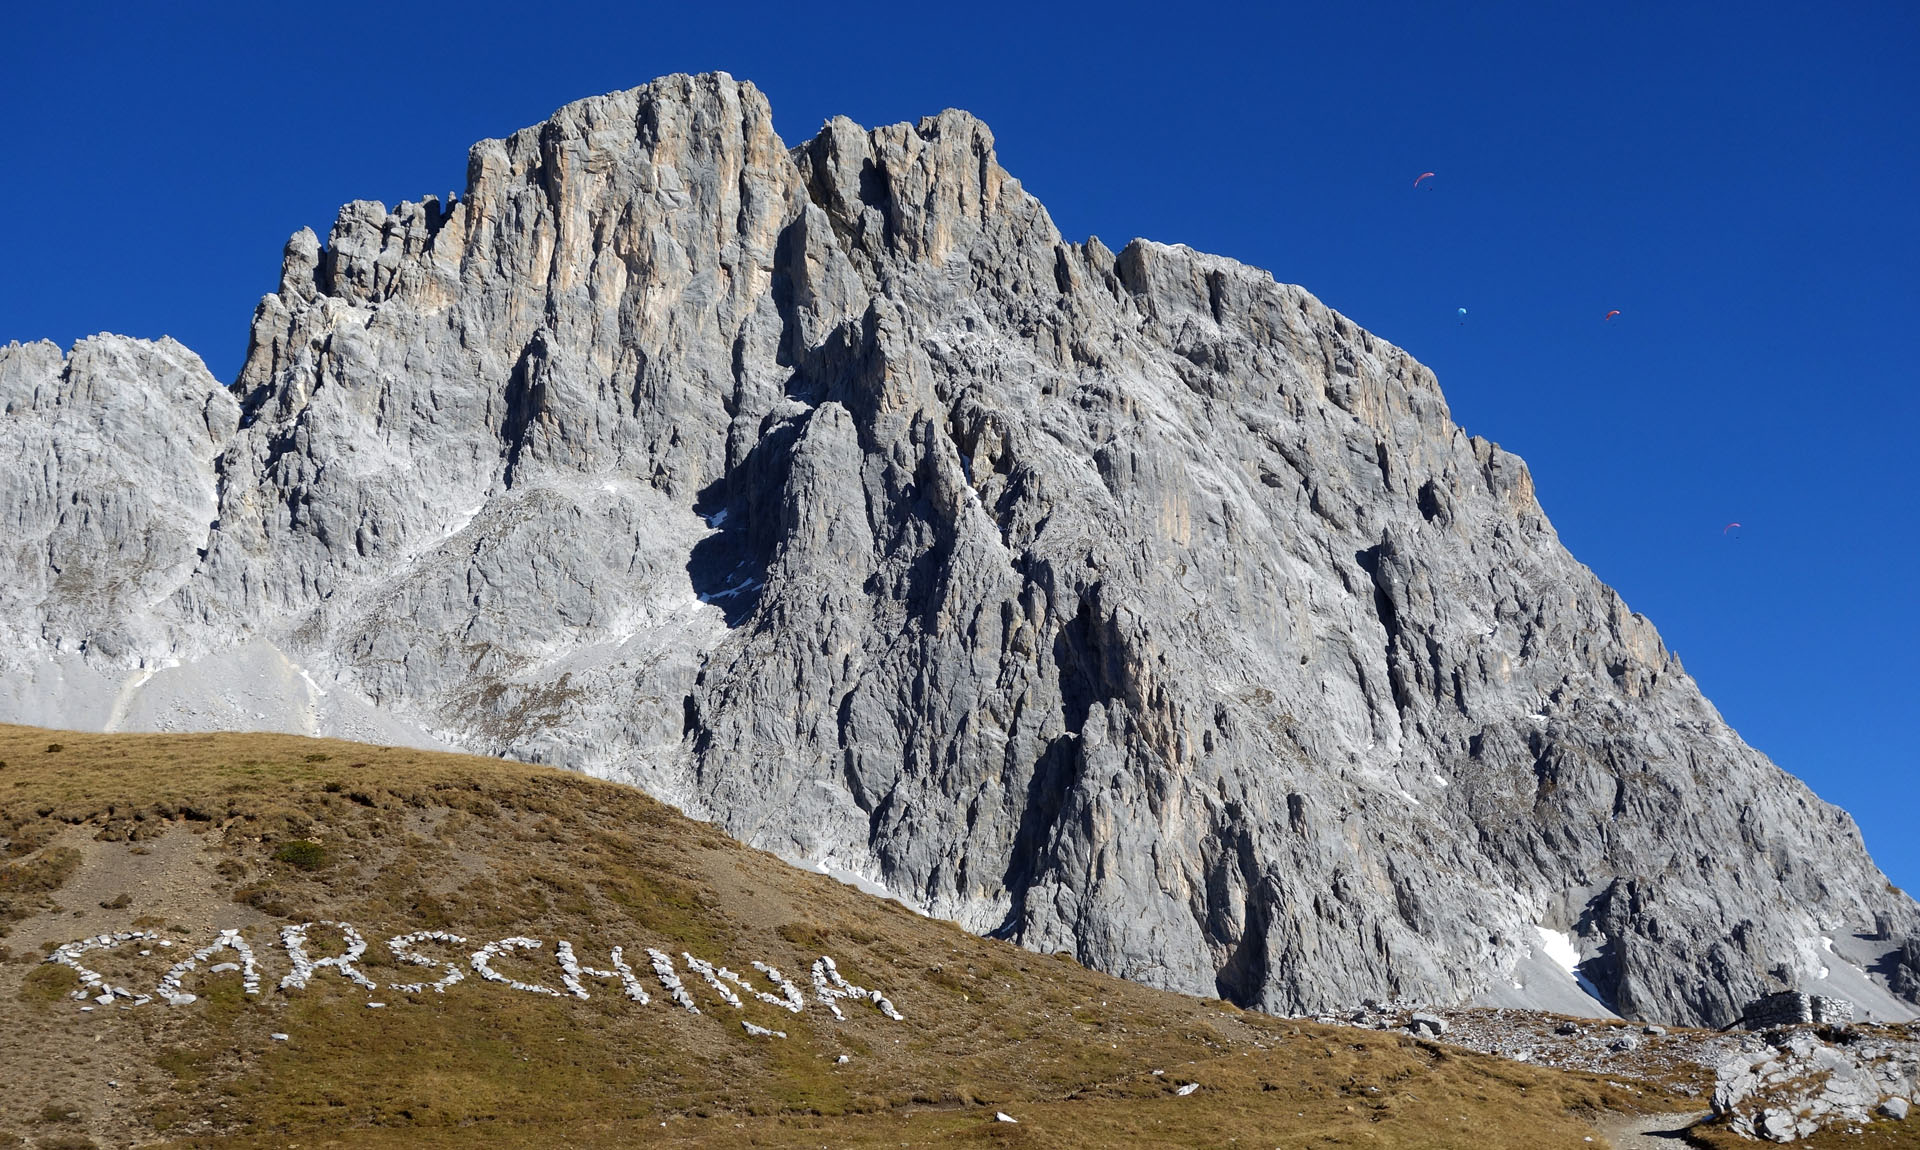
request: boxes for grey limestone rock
[1894,936,1920,1000]
[1713,1028,1920,1140]
[1,73,1915,1028]
[0,335,237,728]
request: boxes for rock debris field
[1312,1000,1920,1142]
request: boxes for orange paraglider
[1604,309,1621,321]
[1414,171,1436,188]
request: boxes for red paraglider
[1723,522,1742,534]
[1413,171,1436,188]
[1604,309,1621,321]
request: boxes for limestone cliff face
[1,336,238,729]
[2,73,1912,1026]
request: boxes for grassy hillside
[0,725,1691,1148]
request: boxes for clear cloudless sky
[3,3,1915,891]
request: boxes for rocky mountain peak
[2,72,1913,1028]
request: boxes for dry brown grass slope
[0,725,1692,1148]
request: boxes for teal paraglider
[1456,307,1468,325]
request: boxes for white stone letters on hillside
[750,961,807,1013]
[43,922,905,1037]
[47,930,162,1006]
[646,947,700,1013]
[811,955,905,1021]
[279,921,379,991]
[680,953,743,1008]
[157,929,262,1004]
[471,937,563,997]
[681,952,808,1018]
[555,940,650,1004]
[386,931,468,993]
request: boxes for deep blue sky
[4,3,1915,894]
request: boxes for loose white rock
[470,937,562,997]
[646,949,700,1014]
[387,930,469,993]
[280,922,377,992]
[556,940,650,1003]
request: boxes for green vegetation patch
[0,845,81,934]
[0,846,80,897]
[269,839,328,871]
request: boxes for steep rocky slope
[0,725,1701,1149]
[1,73,1913,1027]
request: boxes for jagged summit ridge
[2,73,1914,1027]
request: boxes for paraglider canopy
[1456,307,1468,317]
[1723,522,1742,534]
[1604,309,1622,321]
[1414,171,1436,188]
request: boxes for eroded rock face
[1893,938,1920,1001]
[2,73,1914,1025]
[0,336,237,729]
[1713,1029,1920,1142]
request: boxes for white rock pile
[683,952,804,1013]
[470,937,563,996]
[156,929,261,1004]
[750,961,807,1013]
[386,931,469,993]
[1288,999,1920,1141]
[46,930,163,1005]
[811,956,904,1021]
[556,940,650,1003]
[680,953,744,1008]
[1712,1028,1918,1142]
[646,948,700,1013]
[279,922,377,991]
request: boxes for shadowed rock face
[1,72,1912,1026]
